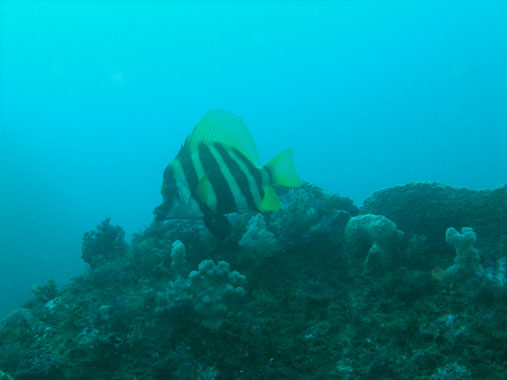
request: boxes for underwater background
[0,0,506,336]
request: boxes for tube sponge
[170,240,187,273]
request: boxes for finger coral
[188,260,247,329]
[444,227,481,282]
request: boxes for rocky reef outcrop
[362,182,507,252]
[0,182,506,380]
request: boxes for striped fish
[154,109,302,237]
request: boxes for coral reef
[442,226,507,304]
[444,227,481,282]
[170,240,187,273]
[344,214,405,274]
[81,218,127,268]
[1,182,507,380]
[188,260,247,329]
[362,182,507,251]
[0,370,14,380]
[239,214,281,257]
[485,257,507,288]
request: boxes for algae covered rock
[344,213,405,273]
[170,239,187,273]
[1,182,507,380]
[0,370,14,380]
[81,218,127,268]
[362,182,507,250]
[239,214,281,257]
[266,184,356,254]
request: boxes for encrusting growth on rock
[1,182,506,379]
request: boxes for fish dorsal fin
[189,109,260,165]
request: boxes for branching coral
[81,218,127,268]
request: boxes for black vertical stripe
[264,165,274,183]
[161,164,175,202]
[178,143,199,194]
[232,147,264,199]
[214,143,256,209]
[198,143,237,214]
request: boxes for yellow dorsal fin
[258,185,281,212]
[265,149,302,188]
[189,109,260,165]
[195,175,211,204]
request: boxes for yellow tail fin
[265,149,302,188]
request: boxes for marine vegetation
[1,181,507,379]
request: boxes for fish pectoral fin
[196,175,211,204]
[258,185,281,212]
[189,109,260,165]
[265,148,302,188]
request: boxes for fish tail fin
[265,148,302,188]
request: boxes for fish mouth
[153,203,170,220]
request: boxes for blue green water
[0,1,506,316]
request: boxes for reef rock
[344,214,405,273]
[1,183,507,380]
[362,182,507,251]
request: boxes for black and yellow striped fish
[154,109,301,237]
